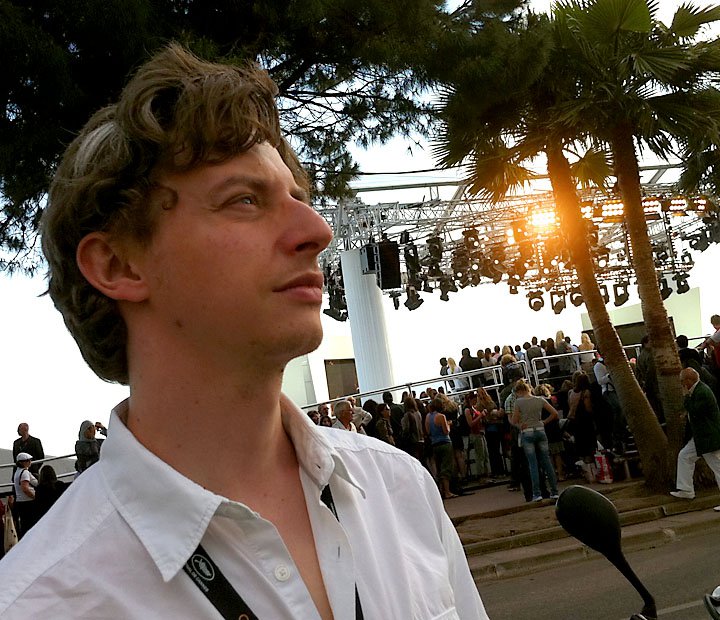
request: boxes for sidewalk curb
[469,507,720,583]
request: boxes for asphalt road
[478,526,720,620]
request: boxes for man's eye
[224,195,257,208]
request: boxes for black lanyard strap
[184,485,363,620]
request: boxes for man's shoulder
[0,472,115,615]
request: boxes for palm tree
[434,12,672,489]
[551,0,720,458]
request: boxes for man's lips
[274,272,325,292]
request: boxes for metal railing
[304,358,533,413]
[0,454,76,493]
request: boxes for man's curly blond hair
[42,44,308,384]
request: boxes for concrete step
[469,504,720,583]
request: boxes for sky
[1,0,717,459]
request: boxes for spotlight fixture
[399,231,411,245]
[527,290,544,312]
[462,228,480,251]
[673,272,690,294]
[438,276,458,302]
[550,290,566,315]
[404,286,424,311]
[569,286,584,307]
[659,277,672,300]
[508,276,520,295]
[389,291,401,310]
[690,232,710,251]
[613,281,630,307]
[598,283,610,304]
[404,243,421,273]
[426,236,444,262]
[323,307,347,322]
[680,250,694,266]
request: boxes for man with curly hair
[0,44,488,620]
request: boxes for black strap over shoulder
[183,485,363,620]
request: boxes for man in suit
[12,423,44,477]
[670,367,720,511]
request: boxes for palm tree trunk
[611,125,685,469]
[546,140,671,491]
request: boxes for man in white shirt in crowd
[0,44,488,620]
[332,400,358,432]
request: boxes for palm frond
[569,147,613,189]
[670,2,720,39]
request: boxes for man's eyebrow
[208,174,308,202]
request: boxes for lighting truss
[316,176,719,314]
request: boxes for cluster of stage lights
[321,193,719,318]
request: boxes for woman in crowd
[534,384,566,481]
[425,397,456,499]
[464,393,490,479]
[476,387,504,477]
[12,452,38,539]
[511,380,560,502]
[555,331,576,378]
[579,333,597,376]
[75,420,105,475]
[34,465,68,522]
[438,392,466,482]
[545,337,560,378]
[448,357,468,392]
[402,397,425,461]
[318,414,333,427]
[568,371,596,463]
[374,403,395,445]
[361,398,379,437]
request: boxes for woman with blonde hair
[448,356,468,391]
[511,380,560,501]
[579,332,596,375]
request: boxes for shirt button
[274,564,291,581]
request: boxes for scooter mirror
[555,485,657,620]
[555,484,621,557]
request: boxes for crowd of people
[2,419,108,549]
[308,321,720,504]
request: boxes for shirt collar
[687,379,700,396]
[100,395,363,582]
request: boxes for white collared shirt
[0,396,488,619]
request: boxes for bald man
[670,368,720,511]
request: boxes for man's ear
[76,232,150,302]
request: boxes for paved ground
[446,475,720,583]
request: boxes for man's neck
[124,357,297,502]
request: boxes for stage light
[673,273,690,294]
[404,243,421,272]
[659,277,672,300]
[439,277,457,301]
[690,232,710,251]
[599,283,610,303]
[390,291,401,310]
[680,250,694,266]
[463,228,480,251]
[613,281,630,306]
[426,236,443,262]
[528,291,544,312]
[323,308,347,321]
[550,290,566,315]
[508,276,520,295]
[399,231,411,245]
[404,287,424,311]
[570,287,583,307]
